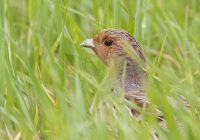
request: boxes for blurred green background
[1,0,200,139]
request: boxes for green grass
[1,0,200,139]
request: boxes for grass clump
[0,0,200,139]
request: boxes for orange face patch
[91,29,145,64]
[93,31,121,64]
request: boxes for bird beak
[80,39,95,48]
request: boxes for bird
[80,29,147,115]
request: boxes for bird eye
[104,39,113,46]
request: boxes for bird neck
[115,56,146,94]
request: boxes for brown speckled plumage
[81,29,147,108]
[80,29,168,136]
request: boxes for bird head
[81,29,147,107]
[80,29,145,65]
